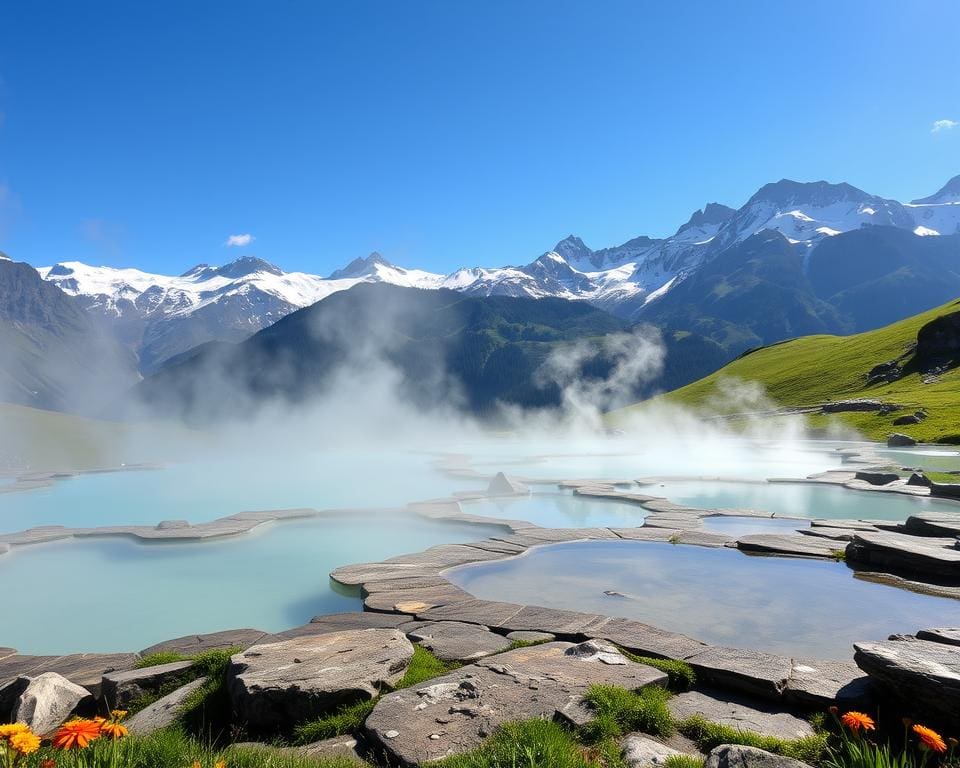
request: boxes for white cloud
[225,233,255,247]
[932,119,958,133]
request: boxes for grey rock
[887,433,917,447]
[365,641,668,766]
[12,672,92,735]
[668,689,814,740]
[101,660,194,709]
[685,647,792,701]
[231,736,364,764]
[486,472,529,496]
[854,637,960,727]
[593,617,707,661]
[705,745,813,768]
[916,627,960,646]
[140,628,269,656]
[906,473,932,487]
[893,415,921,426]
[308,612,416,632]
[622,734,682,768]
[854,471,900,486]
[847,530,960,578]
[228,629,414,730]
[406,621,511,662]
[506,631,555,643]
[735,534,840,559]
[929,480,960,500]
[785,658,873,708]
[125,676,209,735]
[416,599,525,627]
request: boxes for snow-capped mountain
[34,174,960,373]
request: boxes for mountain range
[3,173,960,417]
[38,175,960,374]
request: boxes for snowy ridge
[34,173,960,371]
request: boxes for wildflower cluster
[0,723,41,767]
[827,707,957,768]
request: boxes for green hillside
[624,297,960,443]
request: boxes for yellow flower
[0,723,30,738]
[215,762,226,768]
[110,709,128,720]
[100,720,128,740]
[9,730,41,755]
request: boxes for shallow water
[878,448,960,473]
[0,451,484,533]
[447,540,960,658]
[700,515,807,537]
[0,512,503,655]
[461,493,649,528]
[645,479,960,521]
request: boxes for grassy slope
[628,297,960,443]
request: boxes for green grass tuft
[428,719,595,768]
[678,714,828,765]
[662,756,705,768]
[135,651,190,669]
[396,645,461,689]
[615,648,696,691]
[579,684,674,742]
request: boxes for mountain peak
[675,202,735,236]
[217,256,282,279]
[911,174,960,205]
[746,179,869,209]
[328,252,392,280]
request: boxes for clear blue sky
[1,1,958,276]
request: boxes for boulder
[100,660,195,709]
[667,689,814,740]
[622,734,683,768]
[405,621,512,662]
[854,471,900,486]
[365,640,668,766]
[125,677,208,735]
[486,472,529,496]
[906,473,931,487]
[705,745,814,768]
[228,629,414,730]
[916,310,960,363]
[887,433,917,447]
[854,637,960,728]
[11,672,92,735]
[893,415,921,426]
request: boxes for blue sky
[0,1,958,276]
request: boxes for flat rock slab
[622,733,683,768]
[416,599,525,627]
[916,627,960,646]
[592,617,707,661]
[668,689,814,740]
[735,534,840,559]
[228,629,414,730]
[365,640,668,766]
[101,660,195,709]
[140,628,269,656]
[847,531,960,578]
[307,612,413,632]
[0,653,138,698]
[126,676,209,736]
[706,744,814,768]
[785,658,873,708]
[854,637,960,727]
[685,647,792,701]
[406,621,512,662]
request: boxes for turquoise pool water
[700,516,807,537]
[461,493,649,528]
[879,448,960,472]
[645,479,960,521]
[0,451,485,534]
[447,540,960,659]
[0,512,503,655]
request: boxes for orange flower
[100,720,128,740]
[41,760,56,768]
[841,711,876,732]
[913,724,947,753]
[52,718,102,750]
[9,730,41,755]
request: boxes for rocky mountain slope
[37,175,960,371]
[0,254,138,414]
[133,283,728,421]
